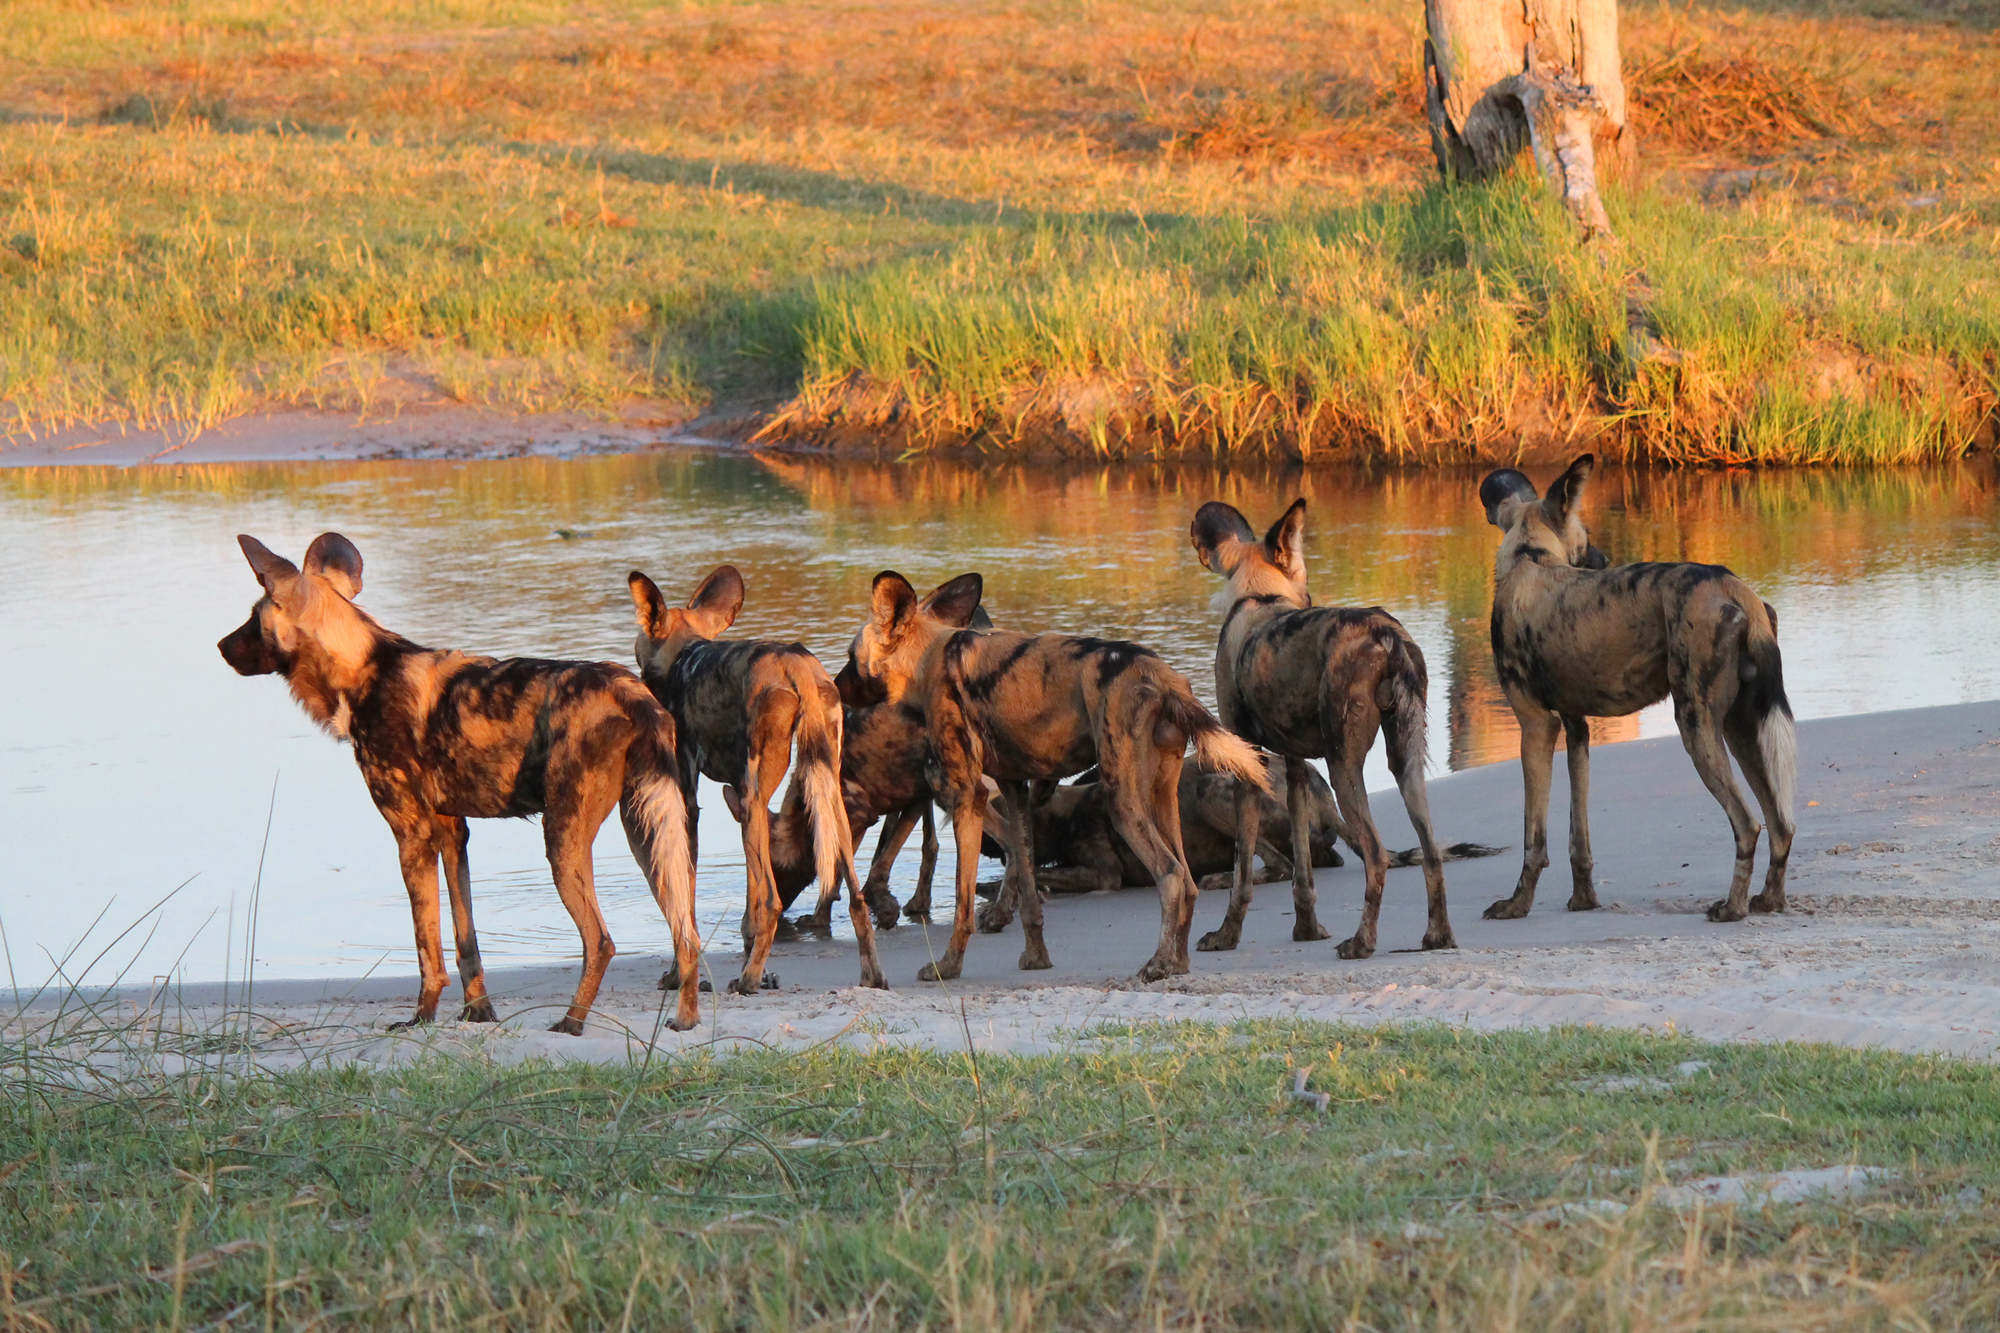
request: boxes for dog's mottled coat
[218,534,702,1034]
[1190,499,1455,959]
[629,566,887,995]
[1479,454,1797,922]
[845,571,1269,983]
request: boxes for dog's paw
[386,1013,434,1033]
[548,1016,585,1037]
[1334,935,1374,961]
[1705,899,1748,923]
[975,907,1012,935]
[459,999,499,1024]
[697,978,714,993]
[1748,892,1786,914]
[1293,920,1332,944]
[1196,928,1239,953]
[1483,897,1531,921]
[917,958,962,983]
[761,972,780,991]
[1421,930,1458,951]
[1018,948,1053,971]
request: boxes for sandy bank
[22,700,1998,1071]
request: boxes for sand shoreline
[21,700,1997,1072]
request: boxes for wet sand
[30,700,1999,1069]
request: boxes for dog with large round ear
[629,565,746,646]
[1478,457,1611,570]
[1190,501,1258,575]
[920,573,985,628]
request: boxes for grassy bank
[9,1018,2000,1329]
[3,0,1997,462]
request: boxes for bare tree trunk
[1424,0,1632,241]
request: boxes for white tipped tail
[1164,683,1272,794]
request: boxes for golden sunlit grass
[1,0,1996,460]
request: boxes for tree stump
[1423,0,1633,241]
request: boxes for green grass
[9,1017,2000,1329]
[3,0,1997,461]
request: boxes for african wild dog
[218,534,702,1035]
[846,571,1269,983]
[1479,454,1796,923]
[1190,499,1454,959]
[628,566,887,995]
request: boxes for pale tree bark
[1424,0,1633,242]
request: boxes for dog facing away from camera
[628,565,888,995]
[1190,499,1455,959]
[1480,453,1796,922]
[845,570,1269,984]
[218,534,702,1035]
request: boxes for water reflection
[3,452,1996,985]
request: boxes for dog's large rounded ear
[1262,498,1308,583]
[628,570,672,637]
[968,603,994,631]
[1189,501,1255,573]
[870,571,920,637]
[1478,469,1539,528]
[1551,454,1595,519]
[303,532,363,599]
[683,565,745,638]
[924,573,985,628]
[238,535,302,605]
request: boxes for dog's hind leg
[1725,699,1795,914]
[1111,743,1195,982]
[862,803,919,925]
[387,813,450,1030]
[1674,651,1764,922]
[1289,756,1338,946]
[544,784,623,1036]
[1197,777,1262,952]
[1560,714,1600,911]
[437,816,498,1022]
[1385,724,1455,953]
[918,698,986,984]
[1486,704,1559,920]
[733,690,799,995]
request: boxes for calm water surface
[4,452,1998,987]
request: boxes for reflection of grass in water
[11,1011,2000,1328]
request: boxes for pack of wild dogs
[219,454,1797,1036]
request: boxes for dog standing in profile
[218,534,702,1034]
[628,565,887,994]
[1479,454,1796,922]
[1190,499,1455,959]
[845,571,1268,983]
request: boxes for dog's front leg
[1486,705,1559,920]
[1561,713,1599,910]
[387,812,451,1031]
[917,706,984,984]
[436,816,498,1023]
[1197,776,1262,952]
[977,783,1022,935]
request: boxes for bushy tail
[798,681,859,906]
[1162,681,1272,794]
[1740,603,1796,824]
[1378,629,1430,784]
[623,705,697,937]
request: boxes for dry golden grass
[2,0,1996,459]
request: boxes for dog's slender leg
[895,803,938,922]
[1108,753,1194,982]
[860,805,916,929]
[1560,713,1599,911]
[1725,699,1794,914]
[544,789,620,1036]
[732,694,797,996]
[1487,705,1559,920]
[387,815,450,1030]
[437,816,498,1022]
[919,703,984,983]
[978,785,1024,935]
[1678,699,1763,923]
[1198,777,1262,952]
[1386,721,1456,952]
[1327,734,1388,960]
[1003,780,1052,970]
[1287,755,1336,945]
[624,791,703,1031]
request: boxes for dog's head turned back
[843,570,983,704]
[1189,498,1310,608]
[628,565,746,680]
[1481,455,1611,572]
[219,533,380,731]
